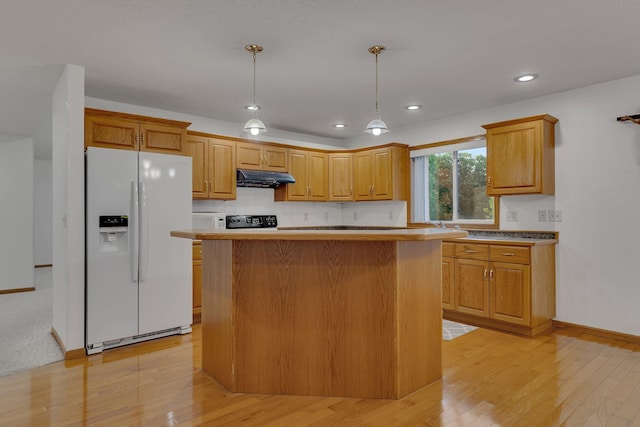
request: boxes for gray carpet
[0,267,64,377]
[442,320,477,340]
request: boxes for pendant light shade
[364,45,389,136]
[365,117,389,136]
[243,44,267,135]
[243,117,266,136]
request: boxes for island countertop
[170,227,468,241]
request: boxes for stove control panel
[226,215,278,229]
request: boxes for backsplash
[467,230,558,240]
[192,188,407,227]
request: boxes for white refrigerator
[86,147,192,354]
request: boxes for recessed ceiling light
[333,123,347,128]
[405,105,422,110]
[514,74,538,83]
[244,105,261,111]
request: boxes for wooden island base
[202,239,443,399]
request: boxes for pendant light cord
[375,52,379,117]
[252,51,257,115]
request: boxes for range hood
[236,169,296,188]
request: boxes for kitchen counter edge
[171,228,468,242]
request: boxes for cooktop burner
[226,215,278,229]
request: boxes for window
[411,137,495,225]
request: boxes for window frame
[408,134,500,229]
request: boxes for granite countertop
[446,230,558,245]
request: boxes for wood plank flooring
[2,324,640,426]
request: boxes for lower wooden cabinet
[192,241,202,324]
[444,240,555,336]
[441,242,455,310]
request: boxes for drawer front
[442,242,455,257]
[489,245,529,264]
[455,243,489,260]
[192,242,202,260]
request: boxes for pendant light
[364,45,389,136]
[243,44,266,135]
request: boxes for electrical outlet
[548,209,562,222]
[304,212,308,221]
[324,212,328,221]
[538,210,547,222]
[506,210,518,222]
[388,211,393,220]
[353,211,358,221]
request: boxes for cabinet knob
[489,270,494,281]
[502,252,515,257]
[483,269,488,279]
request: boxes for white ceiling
[2,0,640,156]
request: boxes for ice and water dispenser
[98,215,129,252]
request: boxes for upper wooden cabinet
[85,108,190,155]
[275,149,328,201]
[236,142,287,172]
[353,145,409,201]
[328,153,353,201]
[187,132,236,200]
[482,114,558,196]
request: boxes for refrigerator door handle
[130,181,139,283]
[139,182,149,282]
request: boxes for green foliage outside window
[427,150,493,222]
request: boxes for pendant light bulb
[364,45,389,136]
[243,44,266,135]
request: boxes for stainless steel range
[225,215,278,229]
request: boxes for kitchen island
[171,227,467,399]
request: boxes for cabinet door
[442,256,455,310]
[455,259,490,317]
[186,135,209,199]
[486,120,541,195]
[208,139,236,200]
[329,153,353,201]
[353,152,373,200]
[140,123,186,155]
[371,148,392,200]
[308,152,328,201]
[236,142,264,170]
[263,146,288,172]
[490,262,531,325]
[236,142,288,172]
[85,115,139,150]
[286,150,310,200]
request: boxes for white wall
[0,138,34,291]
[347,74,640,336]
[34,159,52,265]
[52,64,85,351]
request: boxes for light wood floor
[2,324,640,426]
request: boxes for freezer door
[138,152,192,334]
[86,147,140,345]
